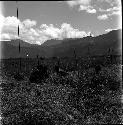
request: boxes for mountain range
[0,29,122,59]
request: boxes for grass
[0,57,122,125]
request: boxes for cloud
[98,1,121,20]
[109,9,121,16]
[99,6,120,12]
[40,23,90,40]
[0,14,4,42]
[3,16,20,27]
[30,28,39,36]
[98,0,121,7]
[66,1,78,7]
[79,5,88,10]
[1,16,40,44]
[97,14,108,20]
[66,0,121,19]
[105,28,114,32]
[96,0,120,6]
[67,0,97,14]
[86,8,96,13]
[79,5,96,13]
[1,16,20,42]
[1,33,18,40]
[1,33,11,40]
[105,28,119,32]
[78,0,91,5]
[60,23,89,38]
[67,0,91,7]
[1,16,93,45]
[0,14,4,29]
[22,19,37,28]
[98,6,121,20]
[99,6,121,16]
[40,24,61,39]
[2,17,37,37]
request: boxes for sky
[0,0,122,45]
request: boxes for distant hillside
[2,39,38,47]
[0,29,122,59]
[41,39,63,46]
[52,29,122,57]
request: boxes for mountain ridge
[0,29,122,59]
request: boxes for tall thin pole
[88,32,93,57]
[87,44,90,66]
[57,57,60,66]
[87,45,90,57]
[37,54,39,66]
[73,48,77,70]
[16,1,21,72]
[87,36,93,67]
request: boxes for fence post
[73,48,77,70]
[37,54,40,66]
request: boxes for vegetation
[0,56,122,125]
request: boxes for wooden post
[19,56,21,72]
[73,48,77,70]
[37,54,40,66]
[57,57,60,66]
[16,1,21,73]
[87,44,91,68]
[108,47,112,64]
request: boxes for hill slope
[0,29,122,59]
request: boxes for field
[0,56,122,125]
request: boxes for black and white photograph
[0,0,122,124]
